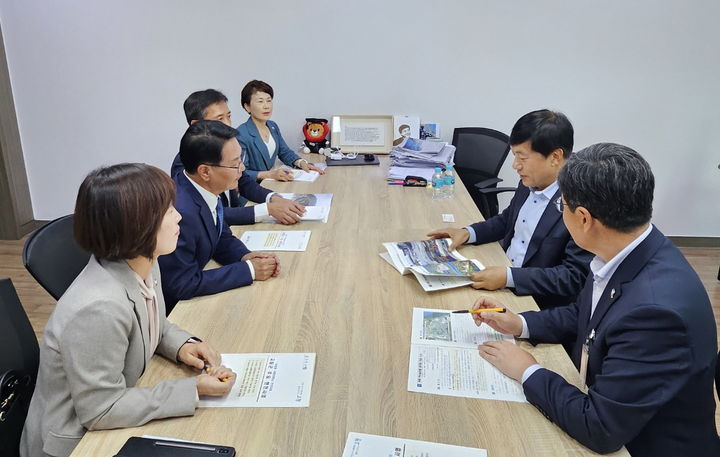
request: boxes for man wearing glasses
[171,89,306,225]
[472,143,719,456]
[159,120,280,313]
[428,110,592,309]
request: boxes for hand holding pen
[197,365,236,396]
[464,296,523,337]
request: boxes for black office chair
[0,279,40,457]
[451,127,516,219]
[23,215,90,300]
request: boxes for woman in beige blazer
[20,164,237,457]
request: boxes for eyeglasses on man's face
[207,163,243,171]
[555,196,569,213]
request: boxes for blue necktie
[216,197,224,237]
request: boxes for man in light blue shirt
[428,110,591,309]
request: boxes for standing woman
[236,79,325,182]
[21,164,236,457]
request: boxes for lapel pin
[610,288,616,299]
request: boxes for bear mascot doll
[302,118,331,154]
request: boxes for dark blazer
[468,181,592,309]
[522,227,720,457]
[235,118,302,181]
[171,153,271,225]
[158,172,253,312]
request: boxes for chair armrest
[474,177,503,189]
[477,186,517,195]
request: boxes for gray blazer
[20,256,198,457]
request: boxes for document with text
[264,167,319,182]
[240,230,311,251]
[407,308,526,402]
[380,239,484,292]
[199,353,316,408]
[341,432,487,457]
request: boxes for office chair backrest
[0,278,40,457]
[452,127,511,178]
[23,214,91,300]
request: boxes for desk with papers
[70,155,628,457]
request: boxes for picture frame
[330,114,394,154]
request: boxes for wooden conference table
[71,155,628,457]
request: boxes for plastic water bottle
[432,167,444,200]
[444,164,455,198]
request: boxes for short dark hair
[241,80,274,109]
[183,89,228,124]
[558,143,654,233]
[510,109,574,158]
[74,163,175,261]
[179,120,239,173]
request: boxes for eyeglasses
[320,147,357,160]
[206,162,243,171]
[555,196,569,213]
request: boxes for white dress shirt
[184,171,255,279]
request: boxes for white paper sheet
[199,353,316,408]
[264,167,319,182]
[341,432,487,457]
[240,230,311,251]
[407,308,526,402]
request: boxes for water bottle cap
[434,167,441,172]
[446,164,453,170]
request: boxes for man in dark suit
[159,120,280,312]
[473,143,719,456]
[428,110,592,309]
[170,89,305,225]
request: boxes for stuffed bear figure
[302,118,331,154]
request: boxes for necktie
[216,197,224,237]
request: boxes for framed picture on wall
[330,115,394,154]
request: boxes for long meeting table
[70,155,628,457]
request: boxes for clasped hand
[178,341,236,396]
[242,252,281,280]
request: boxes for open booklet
[380,239,484,291]
[408,308,526,402]
[341,432,487,457]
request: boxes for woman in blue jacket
[236,80,325,181]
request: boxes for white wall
[1,0,718,236]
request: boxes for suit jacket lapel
[501,184,529,250]
[102,259,152,366]
[523,187,562,265]
[177,172,218,244]
[585,227,665,333]
[246,118,274,170]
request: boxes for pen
[203,365,230,382]
[387,182,404,186]
[452,307,506,314]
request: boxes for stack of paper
[389,137,456,169]
[380,239,484,291]
[408,308,526,402]
[341,432,487,457]
[387,166,435,182]
[276,193,333,223]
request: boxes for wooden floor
[2,238,719,428]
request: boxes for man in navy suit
[159,120,281,312]
[429,110,592,309]
[473,143,719,456]
[170,89,306,225]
